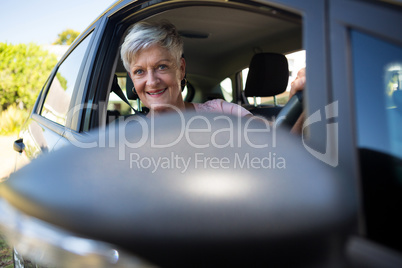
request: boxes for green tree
[53,29,80,45]
[0,42,58,112]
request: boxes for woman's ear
[180,57,186,80]
[127,72,137,94]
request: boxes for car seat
[243,52,289,119]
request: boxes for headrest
[126,73,138,100]
[244,53,289,97]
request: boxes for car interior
[106,3,303,124]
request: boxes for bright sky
[0,0,117,45]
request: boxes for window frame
[71,15,110,133]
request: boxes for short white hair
[121,20,184,72]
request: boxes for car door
[327,0,402,266]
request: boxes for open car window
[98,3,303,128]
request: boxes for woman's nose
[146,70,160,87]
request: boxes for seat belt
[111,75,140,114]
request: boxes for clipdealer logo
[67,103,280,155]
[301,101,339,167]
[129,152,286,173]
[66,102,338,168]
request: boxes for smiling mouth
[147,88,167,96]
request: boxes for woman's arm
[289,67,305,100]
[289,68,306,134]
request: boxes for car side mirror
[0,112,356,267]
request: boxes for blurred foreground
[0,137,15,268]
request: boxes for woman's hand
[289,67,305,100]
[288,67,305,135]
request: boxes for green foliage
[0,237,13,268]
[53,29,80,45]
[0,104,30,135]
[0,42,58,112]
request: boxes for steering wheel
[275,91,303,129]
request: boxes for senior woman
[120,20,251,117]
[120,20,304,118]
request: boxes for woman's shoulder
[193,99,251,117]
[193,99,224,112]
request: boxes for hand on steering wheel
[289,68,305,100]
[275,68,305,130]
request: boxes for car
[1,0,402,267]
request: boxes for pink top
[193,99,251,117]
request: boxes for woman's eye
[158,64,168,70]
[134,69,144,75]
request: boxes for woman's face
[129,44,185,112]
